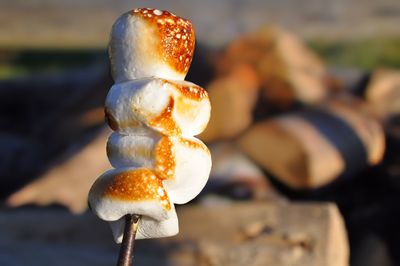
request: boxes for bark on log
[236,96,385,189]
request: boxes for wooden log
[0,202,349,266]
[199,64,259,142]
[169,202,349,266]
[236,96,385,189]
[364,68,400,120]
[207,142,285,201]
[216,26,328,108]
[6,128,111,213]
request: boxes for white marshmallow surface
[163,137,211,204]
[107,129,161,169]
[105,78,211,137]
[107,133,212,204]
[109,204,179,242]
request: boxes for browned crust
[180,137,209,153]
[132,8,195,74]
[104,107,119,131]
[164,80,208,101]
[154,136,209,181]
[149,96,181,136]
[103,168,171,210]
[105,107,140,131]
[155,136,176,180]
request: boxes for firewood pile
[1,26,400,266]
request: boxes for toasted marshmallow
[109,8,195,83]
[107,132,212,204]
[105,78,211,137]
[106,128,161,168]
[162,137,211,204]
[88,167,173,222]
[90,8,211,243]
[109,204,178,242]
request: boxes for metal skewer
[117,214,141,266]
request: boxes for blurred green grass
[1,38,400,79]
[309,38,400,70]
[0,50,106,79]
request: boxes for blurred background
[1,0,400,265]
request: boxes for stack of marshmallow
[88,8,211,242]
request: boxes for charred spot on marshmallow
[149,96,181,136]
[132,8,195,74]
[164,80,208,101]
[155,137,175,180]
[180,137,210,153]
[105,107,140,131]
[104,168,171,210]
[105,107,119,131]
